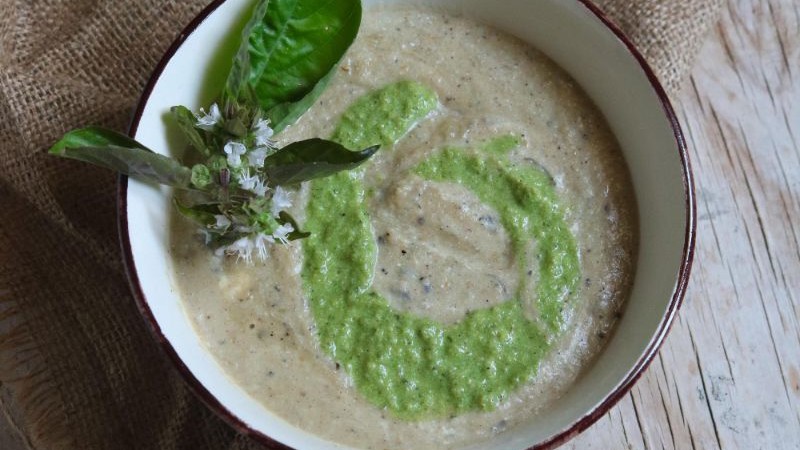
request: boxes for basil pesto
[302,81,580,418]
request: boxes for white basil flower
[223,141,247,167]
[253,118,276,148]
[254,233,274,261]
[213,214,231,230]
[247,147,268,168]
[270,185,292,218]
[237,168,259,191]
[226,236,254,263]
[237,168,267,196]
[272,223,294,245]
[196,103,222,130]
[251,177,268,197]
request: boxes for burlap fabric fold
[0,0,721,448]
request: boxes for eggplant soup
[169,6,637,449]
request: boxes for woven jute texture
[0,0,722,448]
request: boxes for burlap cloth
[0,0,721,448]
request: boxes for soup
[170,5,637,449]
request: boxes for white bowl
[120,0,696,448]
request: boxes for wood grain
[565,0,800,448]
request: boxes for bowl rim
[117,0,697,448]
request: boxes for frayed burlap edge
[0,299,75,450]
[595,0,726,94]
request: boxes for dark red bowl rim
[118,1,697,448]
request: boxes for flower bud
[190,164,212,189]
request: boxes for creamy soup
[170,6,637,449]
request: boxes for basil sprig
[49,0,375,262]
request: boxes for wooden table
[1,0,798,448]
[564,0,800,448]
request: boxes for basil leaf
[174,199,220,228]
[277,210,311,240]
[224,0,270,107]
[263,138,378,185]
[50,127,192,189]
[225,0,362,133]
[264,65,336,133]
[170,106,210,156]
[50,126,150,152]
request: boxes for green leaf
[50,126,150,153]
[277,210,311,240]
[49,127,192,188]
[265,66,336,133]
[263,138,378,185]
[170,106,211,156]
[225,0,362,133]
[174,199,221,228]
[224,0,270,106]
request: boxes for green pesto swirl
[302,80,580,419]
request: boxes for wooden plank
[568,0,800,448]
